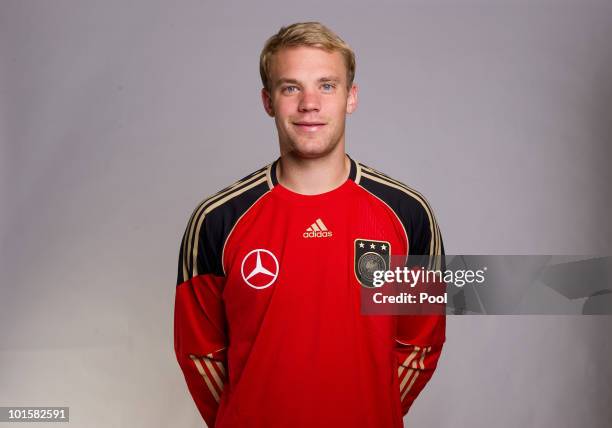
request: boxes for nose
[298,88,320,112]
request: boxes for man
[174,22,445,428]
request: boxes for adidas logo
[303,218,333,238]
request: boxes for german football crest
[354,238,391,288]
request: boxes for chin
[292,142,337,159]
[285,135,338,158]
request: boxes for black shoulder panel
[177,165,272,284]
[357,162,444,261]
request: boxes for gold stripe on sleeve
[183,172,268,279]
[190,355,221,403]
[360,168,442,270]
[181,168,269,279]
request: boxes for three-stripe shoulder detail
[179,164,274,282]
[357,163,443,262]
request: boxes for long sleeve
[395,193,446,415]
[395,315,445,415]
[174,208,228,427]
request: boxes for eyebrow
[275,76,342,86]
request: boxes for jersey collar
[269,153,358,187]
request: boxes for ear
[261,88,275,117]
[346,83,358,114]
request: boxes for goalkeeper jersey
[174,154,445,428]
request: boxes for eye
[321,83,336,92]
[282,85,299,94]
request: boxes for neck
[276,145,350,195]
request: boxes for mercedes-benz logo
[240,249,279,289]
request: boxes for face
[261,46,358,158]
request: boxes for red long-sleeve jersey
[174,155,445,428]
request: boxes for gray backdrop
[1,1,611,427]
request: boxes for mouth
[293,122,327,132]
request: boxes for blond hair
[259,22,356,91]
